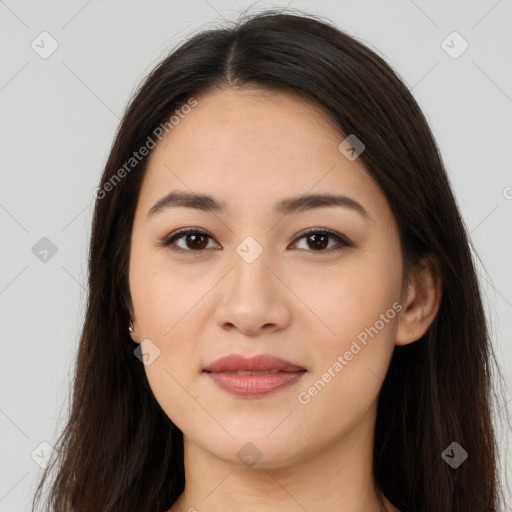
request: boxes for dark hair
[32,8,509,512]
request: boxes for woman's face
[128,87,405,467]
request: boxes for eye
[157,228,220,254]
[290,227,352,253]
[157,227,352,255]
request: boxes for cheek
[291,252,401,411]
[129,249,202,400]
[129,245,204,336]
[132,273,205,432]
[293,293,399,449]
[131,270,204,377]
[291,252,401,344]
[144,356,204,438]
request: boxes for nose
[214,248,292,336]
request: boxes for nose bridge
[214,235,291,333]
[230,235,275,296]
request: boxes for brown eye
[305,232,329,250]
[159,227,352,255]
[291,228,351,253]
[160,229,220,254]
[181,233,209,250]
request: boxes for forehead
[137,87,388,221]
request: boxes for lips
[203,354,306,373]
[203,354,306,397]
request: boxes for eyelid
[157,227,353,254]
[291,227,352,248]
[157,227,219,252]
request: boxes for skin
[128,87,442,512]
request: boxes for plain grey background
[1,0,511,510]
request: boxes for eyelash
[157,227,353,255]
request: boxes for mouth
[203,354,307,397]
[208,369,287,375]
[203,353,306,373]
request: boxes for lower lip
[205,371,306,397]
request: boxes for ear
[129,327,141,344]
[128,310,142,344]
[396,254,443,346]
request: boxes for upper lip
[203,354,306,373]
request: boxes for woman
[32,9,508,512]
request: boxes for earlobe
[396,255,443,346]
[128,318,141,343]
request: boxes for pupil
[308,233,328,250]
[188,234,207,250]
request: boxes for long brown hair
[32,9,509,512]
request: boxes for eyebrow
[146,190,369,219]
